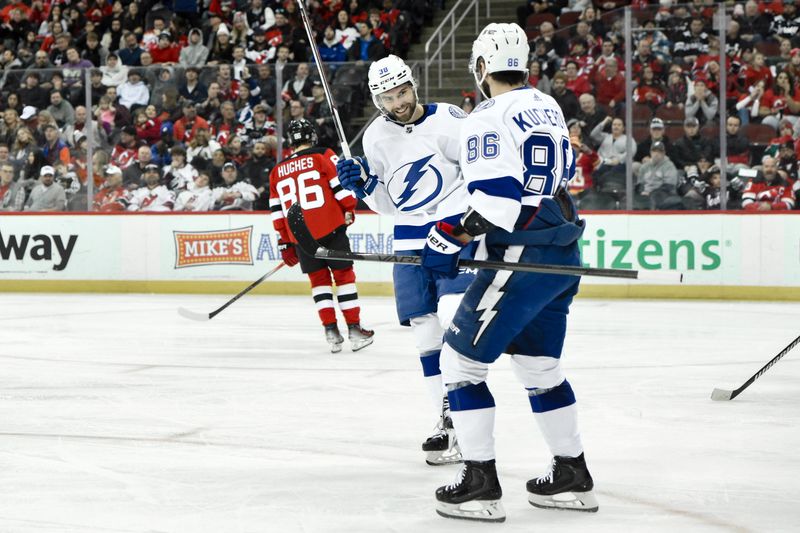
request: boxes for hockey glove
[336,157,378,199]
[421,222,465,279]
[278,240,299,267]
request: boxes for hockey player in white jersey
[336,55,472,466]
[420,23,598,522]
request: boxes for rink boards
[0,212,798,300]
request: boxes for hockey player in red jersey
[269,119,374,353]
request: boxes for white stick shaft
[636,271,684,283]
[296,0,351,158]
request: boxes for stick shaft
[729,333,800,398]
[296,0,351,158]
[208,262,285,319]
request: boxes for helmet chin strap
[473,59,491,99]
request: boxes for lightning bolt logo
[392,154,443,212]
[473,271,512,346]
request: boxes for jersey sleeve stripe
[466,176,523,202]
[271,211,285,221]
[394,213,462,240]
[334,189,352,201]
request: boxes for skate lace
[445,464,467,491]
[535,459,557,485]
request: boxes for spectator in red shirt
[595,57,625,113]
[174,101,210,145]
[149,32,181,64]
[564,60,592,98]
[633,65,666,110]
[741,156,795,210]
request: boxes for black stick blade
[286,203,321,255]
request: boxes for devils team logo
[174,227,253,268]
[388,154,444,212]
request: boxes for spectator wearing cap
[18,73,50,111]
[127,163,175,211]
[347,20,387,62]
[785,48,800,82]
[47,90,75,128]
[111,125,141,170]
[685,79,718,126]
[179,67,208,104]
[230,11,252,47]
[117,32,144,67]
[672,117,715,171]
[244,104,275,142]
[123,146,157,186]
[174,101,210,144]
[117,69,150,111]
[92,165,129,211]
[24,165,66,212]
[0,161,25,212]
[550,72,579,122]
[213,161,258,211]
[150,32,181,64]
[320,25,348,64]
[246,25,272,62]
[209,24,235,65]
[634,118,674,164]
[41,124,70,167]
[100,53,129,88]
[777,141,799,183]
[636,141,681,210]
[180,28,210,67]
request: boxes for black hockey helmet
[287,118,318,148]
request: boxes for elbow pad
[454,207,495,238]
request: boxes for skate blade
[350,337,374,352]
[435,499,506,522]
[329,343,343,354]
[425,448,463,466]
[528,490,599,512]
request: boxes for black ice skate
[347,323,374,351]
[324,324,344,353]
[422,397,462,466]
[526,453,599,512]
[435,460,506,522]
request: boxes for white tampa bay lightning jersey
[362,103,470,251]
[460,87,575,232]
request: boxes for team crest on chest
[388,154,444,212]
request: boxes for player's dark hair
[489,70,527,86]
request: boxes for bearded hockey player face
[377,83,418,124]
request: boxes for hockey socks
[447,382,496,462]
[528,379,583,458]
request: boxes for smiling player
[336,55,472,466]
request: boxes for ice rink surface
[1,293,799,533]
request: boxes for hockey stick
[296,0,352,158]
[177,262,286,321]
[711,333,800,401]
[286,204,682,282]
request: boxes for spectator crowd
[517,0,800,211]
[0,0,433,212]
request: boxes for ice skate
[347,323,374,351]
[422,397,462,466]
[324,324,344,353]
[526,453,599,512]
[435,460,506,522]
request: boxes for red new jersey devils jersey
[269,147,357,242]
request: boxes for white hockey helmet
[470,23,530,96]
[368,55,418,114]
